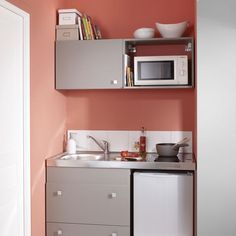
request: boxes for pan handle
[172,137,190,150]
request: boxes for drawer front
[47,167,130,185]
[46,183,130,225]
[47,223,130,236]
[56,28,79,41]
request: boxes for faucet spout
[87,135,109,154]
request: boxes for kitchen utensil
[172,137,190,150]
[156,143,179,156]
[155,21,189,38]
[156,138,189,156]
[133,28,155,39]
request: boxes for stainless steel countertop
[46,152,196,171]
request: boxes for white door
[134,172,193,236]
[0,1,30,236]
[197,0,236,235]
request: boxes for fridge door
[134,172,193,236]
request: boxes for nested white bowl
[156,21,188,38]
[133,28,155,39]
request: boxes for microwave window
[138,61,174,80]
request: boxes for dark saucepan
[156,143,188,156]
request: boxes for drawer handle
[62,32,70,37]
[57,229,63,235]
[110,192,117,198]
[111,233,117,236]
[111,80,118,85]
[55,190,62,196]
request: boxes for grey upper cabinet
[56,39,124,89]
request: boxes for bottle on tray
[139,127,146,158]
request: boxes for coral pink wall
[65,0,195,39]
[8,1,67,236]
[67,89,195,131]
[6,1,196,236]
[65,0,196,133]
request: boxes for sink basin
[60,152,105,161]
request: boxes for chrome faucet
[87,135,109,154]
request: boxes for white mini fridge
[134,172,193,236]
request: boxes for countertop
[46,152,196,171]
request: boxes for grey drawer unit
[46,182,130,225]
[56,39,124,89]
[46,167,131,233]
[47,223,130,236]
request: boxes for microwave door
[135,60,177,85]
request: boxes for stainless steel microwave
[134,55,188,86]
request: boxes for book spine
[130,71,134,86]
[81,15,89,39]
[92,23,99,39]
[87,16,95,40]
[124,54,130,86]
[126,67,131,87]
[81,18,87,39]
[83,14,92,39]
[85,15,91,39]
[94,25,102,39]
[78,16,83,40]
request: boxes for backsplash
[68,130,192,153]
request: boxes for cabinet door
[46,182,130,226]
[47,223,130,236]
[56,40,124,89]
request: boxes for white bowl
[133,28,155,39]
[156,21,188,38]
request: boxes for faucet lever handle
[102,140,109,154]
[102,140,109,148]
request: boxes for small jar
[66,138,76,154]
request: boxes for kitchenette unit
[49,7,196,236]
[46,130,196,236]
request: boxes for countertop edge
[46,152,196,171]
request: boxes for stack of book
[124,54,134,87]
[78,14,102,40]
[126,67,134,87]
[56,9,102,41]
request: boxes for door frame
[0,1,30,236]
